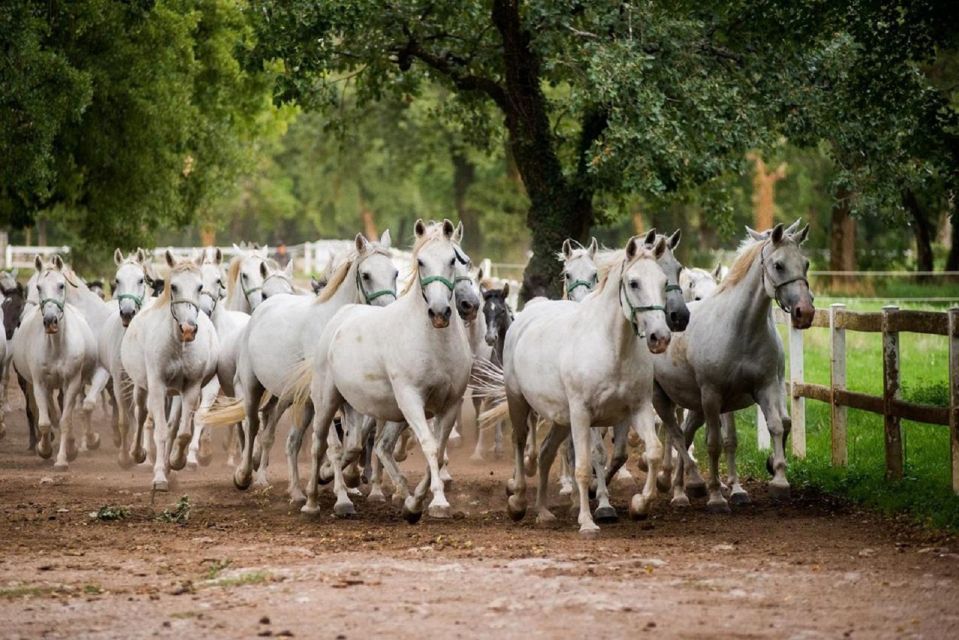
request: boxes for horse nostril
[443,307,452,320]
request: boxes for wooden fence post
[830,303,848,466]
[789,322,806,458]
[882,305,903,481]
[949,307,959,495]
[0,231,7,269]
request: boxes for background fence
[770,305,959,493]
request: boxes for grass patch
[697,302,959,531]
[207,571,273,588]
[202,559,231,581]
[156,496,191,524]
[0,585,60,599]
[89,505,130,522]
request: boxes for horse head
[643,229,690,332]
[559,237,598,302]
[164,250,203,342]
[34,255,67,335]
[413,219,459,329]
[748,221,814,329]
[480,276,512,348]
[620,235,671,353]
[114,248,149,327]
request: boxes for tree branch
[404,42,508,111]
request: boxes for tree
[0,0,278,269]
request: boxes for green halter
[354,255,397,304]
[40,297,64,312]
[619,276,665,338]
[665,283,682,294]
[116,292,143,309]
[420,274,456,292]
[566,274,598,296]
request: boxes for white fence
[3,245,72,270]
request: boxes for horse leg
[721,412,748,505]
[130,386,149,464]
[375,421,410,506]
[534,422,566,524]
[301,378,343,516]
[569,408,599,535]
[367,420,388,502]
[629,400,663,520]
[189,379,219,469]
[233,383,264,491]
[144,382,173,491]
[113,374,134,469]
[523,415,539,477]
[33,379,55,460]
[504,391,531,522]
[493,418,505,459]
[430,401,461,517]
[106,383,119,449]
[756,383,790,499]
[591,429,617,523]
[654,391,691,506]
[285,402,314,506]
[396,391,448,521]
[604,421,631,486]
[340,409,373,489]
[77,390,98,452]
[55,383,82,470]
[362,426,375,484]
[252,396,284,487]
[170,385,199,471]
[558,439,574,498]
[470,399,489,462]
[699,390,729,513]
[19,375,38,452]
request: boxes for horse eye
[361,272,370,281]
[138,278,144,285]
[417,259,424,268]
[171,284,178,293]
[242,273,247,280]
[58,283,65,290]
[629,281,639,290]
[449,258,456,267]
[217,279,223,287]
[774,262,784,272]
[197,284,202,292]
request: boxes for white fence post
[830,303,847,466]
[756,407,770,451]
[304,242,313,276]
[789,321,806,459]
[948,307,958,495]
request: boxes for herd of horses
[0,219,814,535]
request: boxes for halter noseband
[40,297,65,314]
[355,253,397,304]
[618,262,665,338]
[566,273,598,296]
[759,240,809,314]
[116,292,144,310]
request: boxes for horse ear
[232,243,242,255]
[588,237,598,258]
[476,268,484,286]
[259,261,269,278]
[354,232,371,255]
[452,221,464,244]
[52,255,64,271]
[34,255,43,272]
[502,282,509,298]
[713,263,724,280]
[785,218,802,235]
[284,261,294,277]
[379,229,392,249]
[562,239,573,259]
[114,248,124,266]
[136,248,147,264]
[745,226,766,241]
[442,219,455,239]
[625,236,640,260]
[193,250,205,267]
[165,249,176,269]
[414,219,427,238]
[643,228,657,247]
[668,229,681,249]
[771,223,785,245]
[652,236,667,260]
[790,224,809,245]
[214,248,222,265]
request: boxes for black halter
[759,241,808,314]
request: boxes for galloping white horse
[208,231,397,500]
[496,235,673,534]
[560,238,599,302]
[96,249,153,467]
[223,244,272,313]
[13,256,97,470]
[680,265,723,302]
[652,223,814,511]
[121,251,219,490]
[293,219,472,521]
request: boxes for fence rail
[771,304,959,493]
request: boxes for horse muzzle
[457,299,478,323]
[646,330,671,354]
[120,309,135,327]
[178,322,198,342]
[665,295,690,332]
[484,330,497,346]
[428,306,452,329]
[791,301,815,330]
[43,318,59,334]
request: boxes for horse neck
[716,253,773,335]
[327,258,365,307]
[586,262,639,356]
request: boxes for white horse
[95,249,154,468]
[560,238,599,302]
[679,264,723,302]
[121,251,219,490]
[13,256,97,469]
[293,219,472,521]
[223,244,272,313]
[207,231,397,500]
[652,223,814,511]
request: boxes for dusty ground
[1,401,958,640]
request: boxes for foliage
[89,505,131,522]
[156,495,191,524]
[0,1,279,269]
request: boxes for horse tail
[205,397,248,428]
[283,358,314,424]
[477,402,509,435]
[469,357,506,406]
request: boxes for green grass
[206,571,273,588]
[699,300,959,530]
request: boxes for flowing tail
[470,357,510,436]
[283,358,314,423]
[205,396,252,428]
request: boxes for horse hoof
[686,482,707,498]
[333,501,356,518]
[428,503,452,519]
[670,494,691,508]
[289,495,307,508]
[402,503,423,525]
[66,439,79,462]
[37,445,53,460]
[153,480,169,492]
[558,485,573,497]
[186,460,198,471]
[300,503,320,516]
[132,448,147,465]
[233,470,252,491]
[506,495,527,522]
[594,505,619,523]
[117,455,134,470]
[391,493,406,508]
[707,499,731,514]
[535,510,557,526]
[318,468,333,486]
[367,489,386,503]
[169,454,187,472]
[579,524,600,538]
[85,433,101,451]
[768,481,791,501]
[729,490,751,506]
[53,462,69,472]
[655,472,672,494]
[629,494,650,520]
[344,467,361,489]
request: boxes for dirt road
[1,404,957,639]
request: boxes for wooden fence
[767,304,959,493]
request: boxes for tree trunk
[452,150,481,256]
[903,189,934,278]
[829,188,856,290]
[946,209,958,273]
[492,0,595,303]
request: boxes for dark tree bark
[947,209,959,273]
[829,187,856,289]
[451,150,481,257]
[902,189,935,278]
